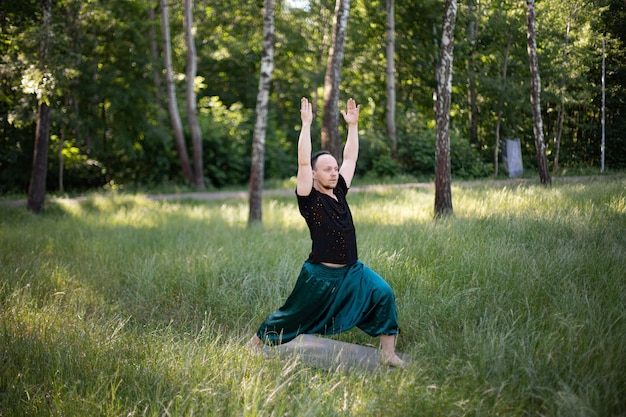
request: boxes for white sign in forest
[503,138,523,178]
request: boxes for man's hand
[340,98,360,126]
[339,98,359,188]
[297,97,314,196]
[301,97,313,126]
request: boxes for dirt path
[145,182,435,202]
[0,175,616,208]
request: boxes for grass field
[1,176,625,416]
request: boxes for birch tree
[160,0,194,184]
[322,0,350,161]
[184,0,205,190]
[525,0,551,185]
[434,0,458,218]
[248,0,275,225]
[27,0,53,214]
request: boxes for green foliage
[0,0,624,194]
[199,97,253,187]
[450,133,493,179]
[397,128,436,177]
[0,176,625,416]
[356,131,401,179]
[365,112,491,180]
[0,124,34,194]
[45,136,108,191]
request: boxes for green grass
[1,176,625,416]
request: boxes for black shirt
[297,175,358,265]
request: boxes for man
[247,97,406,368]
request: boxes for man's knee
[374,281,395,304]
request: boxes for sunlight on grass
[1,176,625,416]
[351,188,434,226]
[608,193,626,214]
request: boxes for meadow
[1,176,624,416]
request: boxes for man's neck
[313,182,336,197]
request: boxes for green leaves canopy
[1,0,624,193]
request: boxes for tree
[322,0,350,161]
[1,0,625,194]
[601,0,626,169]
[525,0,551,185]
[160,0,194,184]
[184,0,205,190]
[537,0,595,173]
[385,0,397,158]
[27,0,53,214]
[434,0,458,218]
[248,0,275,225]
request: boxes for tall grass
[1,176,624,416]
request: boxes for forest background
[1,0,625,196]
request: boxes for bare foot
[381,353,408,369]
[245,335,269,359]
[379,335,407,368]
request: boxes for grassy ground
[1,176,624,416]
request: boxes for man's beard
[317,180,336,190]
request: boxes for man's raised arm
[339,98,360,188]
[296,97,314,196]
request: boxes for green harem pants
[256,260,399,345]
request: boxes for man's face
[312,154,339,190]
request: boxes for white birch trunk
[184,0,205,190]
[525,0,552,185]
[160,0,194,183]
[248,0,275,224]
[434,0,457,218]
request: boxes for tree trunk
[59,126,65,193]
[28,102,51,213]
[525,0,551,185]
[385,0,397,158]
[160,0,194,184]
[322,0,350,161]
[184,0,205,190]
[27,0,52,214]
[494,33,512,178]
[248,0,275,225]
[553,101,565,172]
[434,0,457,218]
